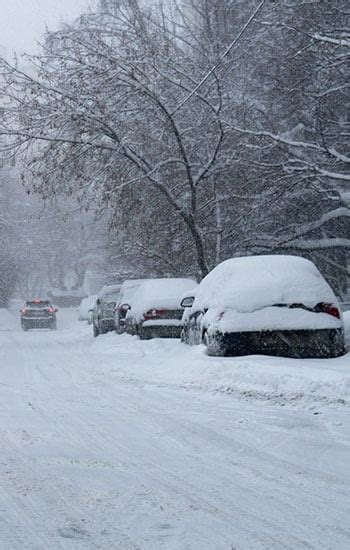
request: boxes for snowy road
[0,308,349,549]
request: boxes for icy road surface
[0,308,349,550]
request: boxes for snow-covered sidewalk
[0,307,349,549]
[91,311,350,410]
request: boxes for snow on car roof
[98,284,121,297]
[130,278,197,319]
[118,279,149,305]
[193,255,338,313]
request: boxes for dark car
[181,255,346,358]
[20,299,58,331]
[125,278,197,339]
[93,284,121,337]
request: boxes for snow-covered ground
[0,307,349,549]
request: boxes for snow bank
[91,331,350,410]
[0,308,17,332]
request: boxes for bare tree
[0,0,349,288]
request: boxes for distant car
[93,284,121,337]
[20,299,58,331]
[125,278,197,339]
[181,255,346,358]
[114,279,147,334]
[78,295,96,324]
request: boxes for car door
[188,309,205,345]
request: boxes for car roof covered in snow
[129,278,197,319]
[98,284,121,298]
[118,279,149,305]
[192,255,338,313]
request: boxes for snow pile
[0,308,17,332]
[91,331,350,409]
[129,278,197,321]
[193,255,339,312]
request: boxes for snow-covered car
[77,295,96,324]
[125,278,197,339]
[114,279,148,334]
[20,299,58,331]
[93,284,121,337]
[181,255,346,358]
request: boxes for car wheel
[93,323,99,337]
[22,325,28,332]
[203,331,225,357]
[100,322,108,334]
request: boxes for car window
[26,301,51,308]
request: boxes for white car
[181,255,346,358]
[125,278,197,339]
[78,295,97,324]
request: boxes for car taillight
[318,302,340,319]
[48,307,55,314]
[144,309,166,320]
[20,308,27,315]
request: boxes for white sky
[0,0,95,58]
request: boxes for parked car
[114,279,147,334]
[93,284,121,337]
[20,299,58,331]
[78,295,97,324]
[125,278,197,339]
[181,255,346,358]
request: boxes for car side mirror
[54,308,58,313]
[181,296,194,308]
[96,298,101,305]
